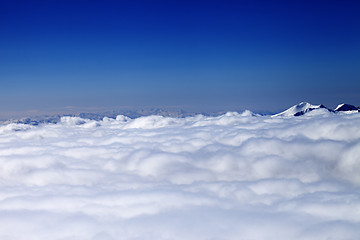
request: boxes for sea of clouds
[0,111,359,240]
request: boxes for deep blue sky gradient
[1,0,360,115]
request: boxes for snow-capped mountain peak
[273,102,330,117]
[334,103,359,112]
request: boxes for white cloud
[0,112,359,239]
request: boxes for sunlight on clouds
[0,112,359,239]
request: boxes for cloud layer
[0,112,360,240]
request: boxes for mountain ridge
[273,102,359,117]
[1,102,359,125]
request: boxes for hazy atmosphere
[1,1,359,116]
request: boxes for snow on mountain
[273,102,332,117]
[335,103,359,112]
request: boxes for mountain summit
[334,104,359,112]
[274,102,331,117]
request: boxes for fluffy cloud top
[0,111,359,240]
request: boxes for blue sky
[1,0,359,115]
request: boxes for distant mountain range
[0,108,222,125]
[1,103,359,125]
